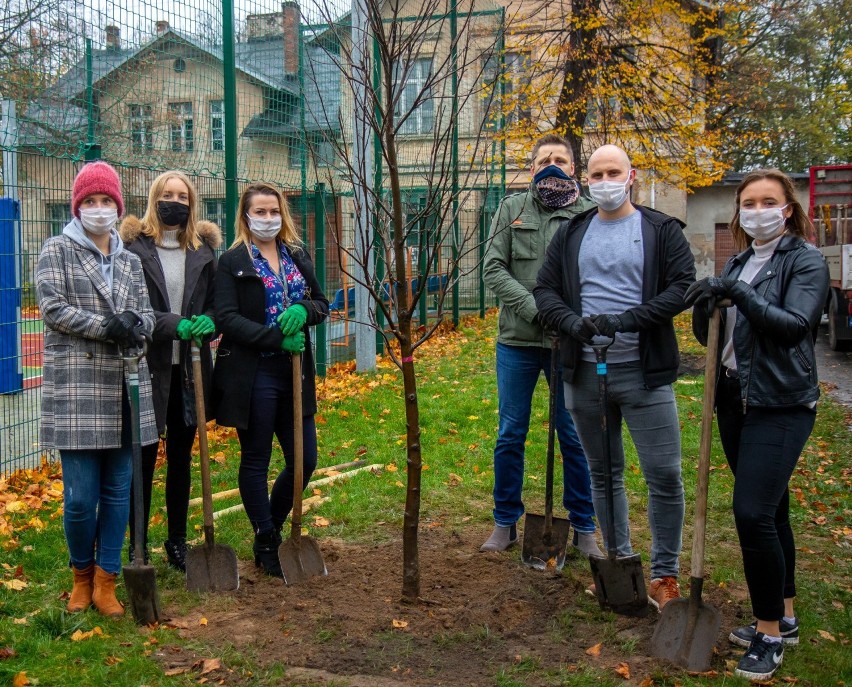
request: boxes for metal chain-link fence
[1,0,510,473]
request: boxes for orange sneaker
[648,576,680,611]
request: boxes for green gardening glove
[280,330,306,353]
[276,303,308,336]
[175,318,194,341]
[189,314,215,340]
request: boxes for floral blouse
[250,240,307,329]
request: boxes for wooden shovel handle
[291,353,304,544]
[191,343,215,547]
[692,306,722,579]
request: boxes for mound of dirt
[162,527,747,686]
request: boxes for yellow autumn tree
[488,0,739,188]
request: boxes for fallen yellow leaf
[12,672,30,687]
[585,642,602,657]
[312,516,330,527]
[199,617,208,626]
[614,662,630,679]
[386,464,398,472]
[817,629,836,642]
[2,580,27,591]
[392,619,408,629]
[70,627,103,642]
[196,657,221,674]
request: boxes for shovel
[185,342,240,593]
[588,337,649,617]
[278,352,327,584]
[651,305,722,671]
[122,343,162,625]
[522,335,571,570]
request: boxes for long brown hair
[730,169,813,251]
[231,183,300,249]
[140,170,201,249]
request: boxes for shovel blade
[521,513,571,571]
[651,596,721,672]
[123,563,162,625]
[589,553,649,617]
[185,544,240,593]
[279,536,327,586]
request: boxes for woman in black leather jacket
[686,169,829,682]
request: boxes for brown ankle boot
[92,566,124,617]
[67,564,94,613]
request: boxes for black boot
[164,539,187,572]
[128,538,150,565]
[253,529,283,578]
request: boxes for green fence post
[314,183,327,377]
[373,32,385,355]
[479,201,487,319]
[450,0,459,327]
[84,39,100,161]
[418,197,428,326]
[222,0,238,245]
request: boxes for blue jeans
[492,343,596,532]
[237,356,318,534]
[60,409,132,575]
[564,360,684,578]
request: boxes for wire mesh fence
[0,0,510,474]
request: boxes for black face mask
[157,200,190,227]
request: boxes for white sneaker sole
[729,631,799,649]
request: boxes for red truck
[810,164,852,350]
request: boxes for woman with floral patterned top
[212,183,329,577]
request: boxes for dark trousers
[716,373,816,621]
[237,355,318,534]
[129,365,196,546]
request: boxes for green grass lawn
[1,311,850,686]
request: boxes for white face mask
[739,206,787,241]
[247,215,282,240]
[589,175,632,212]
[79,207,118,235]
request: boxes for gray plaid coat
[36,232,158,450]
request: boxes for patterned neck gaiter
[533,165,580,208]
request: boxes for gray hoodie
[62,218,124,292]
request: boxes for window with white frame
[204,198,226,229]
[169,102,194,152]
[210,100,224,151]
[129,104,153,151]
[396,58,433,135]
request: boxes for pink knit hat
[70,161,125,218]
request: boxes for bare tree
[300,0,505,601]
[1,0,82,104]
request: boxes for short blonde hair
[140,170,201,249]
[232,183,301,249]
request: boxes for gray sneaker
[729,618,799,648]
[572,529,604,558]
[479,524,518,552]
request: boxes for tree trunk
[555,0,601,172]
[382,93,423,602]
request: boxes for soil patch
[163,527,749,686]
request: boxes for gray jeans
[564,360,684,578]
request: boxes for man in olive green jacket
[480,132,601,555]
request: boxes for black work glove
[684,277,737,315]
[130,322,152,348]
[566,316,600,345]
[591,314,623,338]
[101,310,142,346]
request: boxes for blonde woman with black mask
[120,170,222,571]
